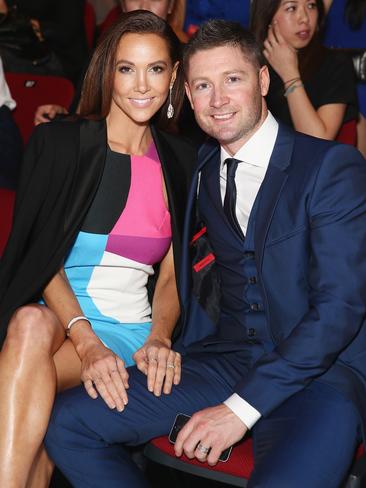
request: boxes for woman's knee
[5,304,62,351]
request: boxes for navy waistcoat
[198,158,273,350]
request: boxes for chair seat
[145,435,365,487]
[148,435,254,479]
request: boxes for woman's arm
[133,244,182,396]
[264,22,346,139]
[43,268,129,412]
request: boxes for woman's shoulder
[31,116,83,143]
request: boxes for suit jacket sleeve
[234,144,366,416]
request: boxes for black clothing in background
[6,0,89,85]
[267,48,359,129]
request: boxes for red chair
[0,188,15,257]
[97,5,122,38]
[84,1,96,50]
[336,119,358,146]
[144,435,366,487]
[4,72,75,144]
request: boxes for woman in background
[0,10,195,488]
[250,0,358,140]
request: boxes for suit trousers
[45,350,360,488]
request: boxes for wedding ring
[167,363,175,369]
[197,442,210,455]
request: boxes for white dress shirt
[0,58,16,110]
[221,112,279,429]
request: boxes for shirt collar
[220,111,279,171]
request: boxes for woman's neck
[106,111,152,156]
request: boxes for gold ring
[167,363,175,369]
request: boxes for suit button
[248,276,257,284]
[250,303,260,311]
[244,252,255,260]
[247,328,256,337]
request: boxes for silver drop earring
[167,85,174,119]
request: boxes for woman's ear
[168,0,175,15]
[170,61,179,86]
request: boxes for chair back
[84,1,96,50]
[336,119,357,146]
[4,72,75,143]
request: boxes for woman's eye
[308,2,317,9]
[118,66,132,73]
[150,65,164,74]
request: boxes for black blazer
[0,118,196,345]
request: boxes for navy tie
[224,158,243,238]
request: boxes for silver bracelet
[284,82,304,98]
[66,316,91,337]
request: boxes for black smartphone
[168,413,232,462]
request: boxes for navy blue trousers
[45,351,360,488]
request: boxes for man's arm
[236,144,366,416]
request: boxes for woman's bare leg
[26,340,83,488]
[0,304,81,488]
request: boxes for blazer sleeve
[234,144,366,416]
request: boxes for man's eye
[228,76,240,83]
[195,83,209,90]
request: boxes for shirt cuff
[224,393,261,429]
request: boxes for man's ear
[185,81,194,110]
[259,65,270,97]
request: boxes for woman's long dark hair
[250,0,326,80]
[79,9,183,132]
[345,0,366,30]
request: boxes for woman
[250,0,359,140]
[0,10,195,487]
[34,0,187,127]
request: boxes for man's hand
[133,338,181,396]
[174,404,248,465]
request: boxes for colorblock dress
[63,142,172,365]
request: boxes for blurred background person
[184,0,251,36]
[0,56,22,190]
[250,0,358,141]
[0,0,89,85]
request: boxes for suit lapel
[64,119,107,233]
[254,124,295,270]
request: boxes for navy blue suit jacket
[178,123,366,434]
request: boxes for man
[45,20,366,487]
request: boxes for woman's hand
[263,21,299,82]
[79,339,129,412]
[133,338,181,396]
